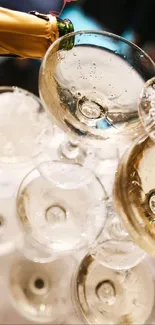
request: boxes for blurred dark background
[0,0,154,95]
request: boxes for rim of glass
[0,86,43,111]
[0,86,44,166]
[0,85,40,98]
[42,29,155,69]
[16,159,107,207]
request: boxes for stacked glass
[0,31,155,324]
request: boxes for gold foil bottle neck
[0,7,59,58]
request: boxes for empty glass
[16,161,107,262]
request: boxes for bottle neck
[57,18,74,50]
[57,18,74,37]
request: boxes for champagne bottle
[0,7,74,59]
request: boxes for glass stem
[60,139,80,160]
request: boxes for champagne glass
[114,134,155,257]
[0,87,53,256]
[71,252,155,324]
[9,254,75,323]
[39,30,155,150]
[16,160,107,262]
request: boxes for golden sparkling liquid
[114,136,155,256]
[40,44,144,145]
